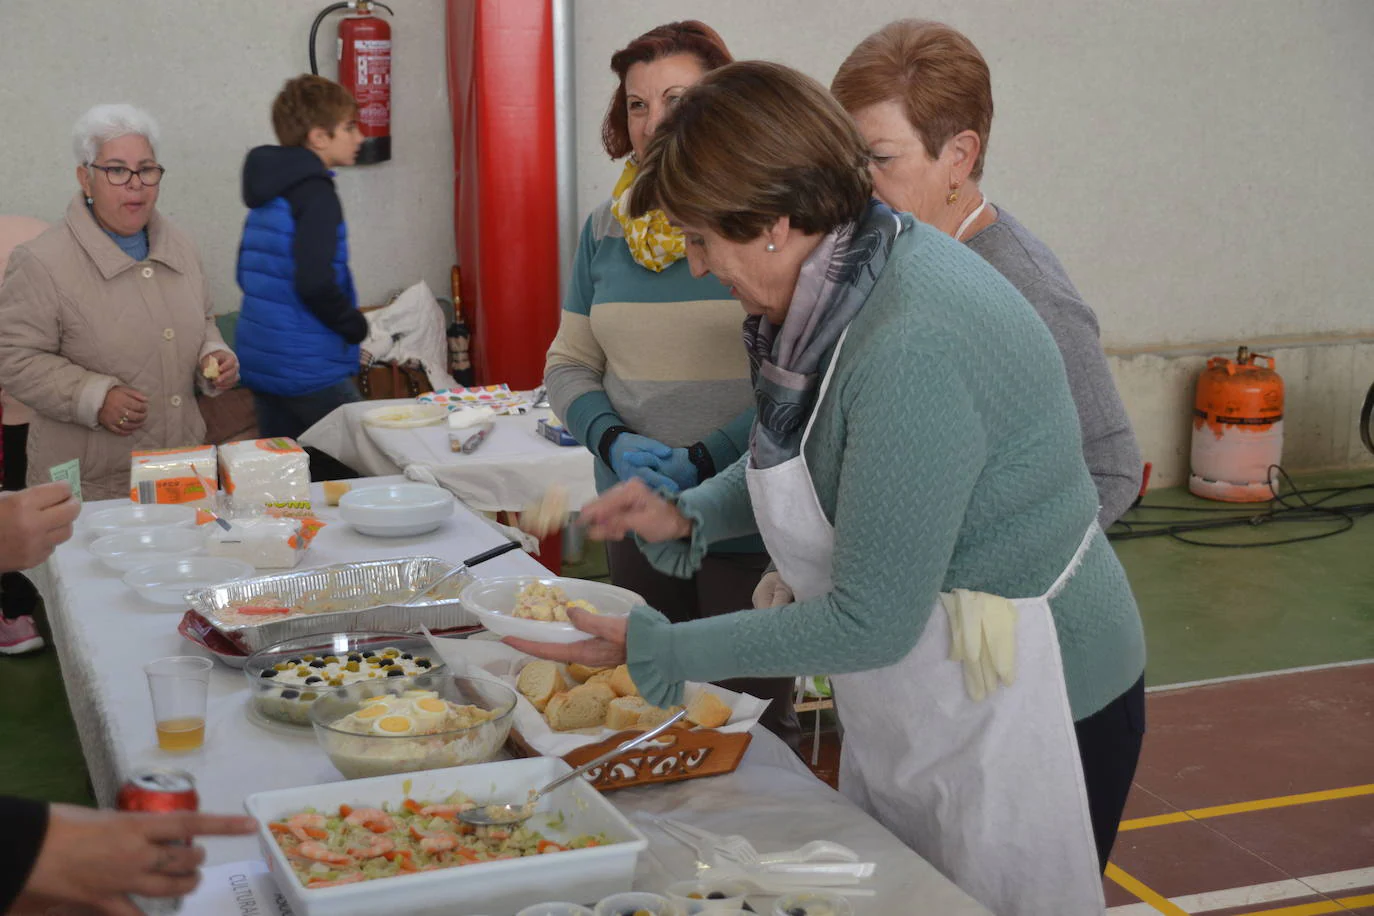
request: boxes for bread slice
[516,660,567,713]
[608,664,638,698]
[573,680,616,706]
[545,683,611,731]
[686,690,733,729]
[567,663,608,684]
[604,696,649,730]
[635,704,685,729]
[321,480,351,506]
[584,669,615,689]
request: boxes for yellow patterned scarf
[610,158,685,272]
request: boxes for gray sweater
[966,207,1142,526]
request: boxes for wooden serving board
[506,726,752,791]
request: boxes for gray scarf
[745,201,902,469]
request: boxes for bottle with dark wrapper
[448,266,475,386]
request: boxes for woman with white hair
[0,104,238,505]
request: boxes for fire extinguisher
[1189,346,1285,502]
[310,1,395,165]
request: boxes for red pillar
[446,0,561,391]
[447,2,563,570]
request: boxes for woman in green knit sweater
[541,22,798,749]
[511,61,1144,916]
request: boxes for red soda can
[117,769,198,916]
[117,768,199,813]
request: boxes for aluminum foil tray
[185,556,478,653]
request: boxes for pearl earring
[765,242,777,252]
[85,196,94,205]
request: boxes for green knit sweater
[627,217,1146,722]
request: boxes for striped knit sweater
[545,200,762,553]
[627,216,1147,722]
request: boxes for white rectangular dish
[243,756,647,916]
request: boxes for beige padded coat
[0,195,228,500]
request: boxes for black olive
[280,689,300,700]
[347,654,362,663]
[259,669,277,678]
[400,653,413,660]
[415,659,432,669]
[309,659,327,668]
[386,668,405,677]
[361,650,375,658]
[708,892,726,899]
[786,908,807,916]
[304,676,323,685]
[285,658,301,665]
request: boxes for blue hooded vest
[235,148,361,397]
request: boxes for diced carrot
[453,847,481,862]
[409,825,425,840]
[338,804,353,818]
[537,840,565,854]
[455,822,475,836]
[402,798,423,814]
[304,827,328,840]
[268,822,291,836]
[368,823,389,834]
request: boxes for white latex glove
[753,570,795,608]
[939,588,1018,701]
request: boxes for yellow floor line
[1105,863,1193,916]
[1228,891,1374,916]
[1119,783,1374,832]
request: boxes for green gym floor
[4,470,1372,916]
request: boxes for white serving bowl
[338,483,454,537]
[84,503,198,540]
[459,576,642,644]
[91,528,201,573]
[124,557,254,606]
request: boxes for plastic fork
[657,817,864,868]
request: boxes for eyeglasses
[88,163,166,187]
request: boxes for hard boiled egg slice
[373,714,418,736]
[353,701,392,720]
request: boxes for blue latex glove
[608,433,673,484]
[631,447,698,495]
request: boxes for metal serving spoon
[400,540,521,606]
[459,707,689,827]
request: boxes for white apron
[745,326,1105,916]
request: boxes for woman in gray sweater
[827,19,1146,872]
[832,19,1143,529]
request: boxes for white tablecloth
[299,399,597,512]
[31,481,990,915]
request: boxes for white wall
[571,1,1374,482]
[0,0,455,316]
[3,1,1370,481]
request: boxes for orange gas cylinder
[1189,346,1284,501]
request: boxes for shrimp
[305,873,365,888]
[418,834,457,854]
[346,835,395,859]
[291,842,355,867]
[343,807,395,833]
[285,813,328,842]
[418,802,475,817]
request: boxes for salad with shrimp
[268,794,606,888]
